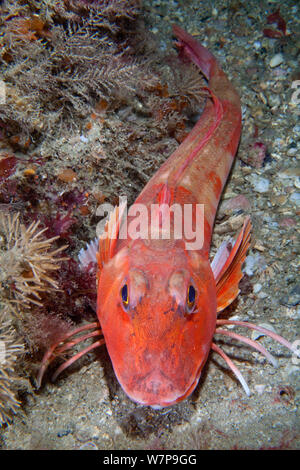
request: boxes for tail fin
[172,24,217,80]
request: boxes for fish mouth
[117,361,204,408]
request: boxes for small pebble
[243,253,266,276]
[254,384,266,395]
[294,178,300,189]
[267,93,281,108]
[225,315,241,329]
[219,194,250,215]
[257,291,268,299]
[244,142,267,168]
[287,147,297,156]
[269,53,284,68]
[280,284,300,307]
[253,283,262,294]
[284,365,299,379]
[246,174,270,193]
[289,192,300,206]
[251,323,276,341]
[57,168,77,183]
[279,217,297,228]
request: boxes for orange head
[97,239,217,408]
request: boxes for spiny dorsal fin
[213,217,251,313]
[97,201,127,269]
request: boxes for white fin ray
[78,237,99,270]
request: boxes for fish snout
[120,364,200,408]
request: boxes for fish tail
[172,24,216,80]
[172,24,240,110]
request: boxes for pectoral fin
[97,201,127,269]
[212,217,251,313]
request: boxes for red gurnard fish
[38,26,296,408]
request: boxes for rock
[290,192,300,206]
[219,194,251,215]
[243,253,266,276]
[251,323,277,341]
[242,142,267,168]
[246,174,270,193]
[269,53,284,68]
[280,284,300,307]
[267,93,281,109]
[279,217,297,228]
[253,283,262,293]
[254,384,266,395]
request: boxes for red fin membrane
[214,217,251,313]
[97,201,127,269]
[173,24,216,79]
[211,237,234,280]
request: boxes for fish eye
[186,285,196,313]
[121,284,129,310]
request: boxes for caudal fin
[172,24,216,80]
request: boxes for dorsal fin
[212,217,251,313]
[97,201,127,269]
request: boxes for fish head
[97,241,217,408]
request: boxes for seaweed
[0,0,145,141]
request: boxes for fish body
[96,26,244,408]
[37,26,296,406]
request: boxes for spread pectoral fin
[211,217,251,313]
[97,201,127,269]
